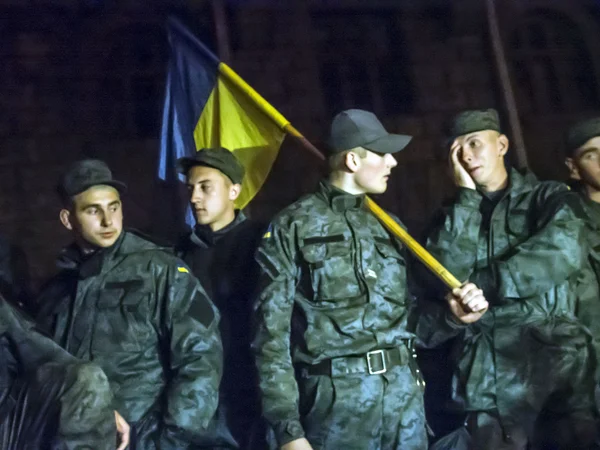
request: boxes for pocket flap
[374,239,402,260]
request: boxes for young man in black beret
[176,147,266,450]
[565,117,600,395]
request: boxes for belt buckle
[366,349,386,375]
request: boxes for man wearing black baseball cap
[176,147,267,450]
[35,159,223,450]
[253,110,488,450]
[423,109,597,449]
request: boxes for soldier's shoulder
[120,231,185,267]
[269,192,328,229]
[524,179,589,220]
[534,179,570,196]
[532,180,579,207]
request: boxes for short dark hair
[328,147,368,171]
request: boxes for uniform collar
[57,230,126,279]
[192,210,247,248]
[506,167,537,196]
[476,167,535,201]
[581,194,600,224]
[318,180,366,213]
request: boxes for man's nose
[385,154,398,168]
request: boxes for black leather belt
[302,346,409,377]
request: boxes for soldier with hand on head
[176,147,267,450]
[425,109,597,449]
[35,159,223,450]
[253,109,488,450]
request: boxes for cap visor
[363,134,412,154]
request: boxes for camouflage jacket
[36,231,223,449]
[0,296,97,414]
[573,193,600,369]
[253,180,416,445]
[425,168,595,419]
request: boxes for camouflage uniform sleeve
[252,221,304,446]
[160,261,223,443]
[471,188,588,301]
[426,188,483,283]
[408,295,467,349]
[2,297,76,369]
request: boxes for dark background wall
[1,0,599,287]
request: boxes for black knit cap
[565,118,600,157]
[58,159,127,199]
[448,108,502,140]
[176,147,245,184]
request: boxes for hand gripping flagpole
[218,61,462,290]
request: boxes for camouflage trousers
[297,361,428,450]
[0,362,115,450]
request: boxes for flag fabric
[159,17,287,217]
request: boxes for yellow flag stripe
[193,74,286,209]
[218,63,290,130]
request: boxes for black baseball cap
[565,118,600,157]
[328,109,412,154]
[176,147,245,184]
[58,159,127,199]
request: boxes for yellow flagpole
[217,62,462,290]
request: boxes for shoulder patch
[177,266,189,273]
[263,223,273,239]
[189,291,215,327]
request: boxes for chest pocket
[505,206,531,248]
[374,238,406,302]
[95,279,153,352]
[300,235,364,304]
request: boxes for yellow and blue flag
[159,18,286,220]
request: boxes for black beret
[565,118,600,156]
[448,108,501,140]
[58,159,127,199]
[176,147,245,184]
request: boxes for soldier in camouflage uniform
[426,109,597,449]
[565,119,600,424]
[0,294,117,449]
[35,160,223,450]
[253,109,489,450]
[565,118,600,349]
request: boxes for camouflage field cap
[328,109,412,154]
[448,108,502,140]
[565,118,600,156]
[177,147,245,184]
[58,159,127,199]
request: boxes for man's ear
[345,151,361,173]
[565,157,581,180]
[59,209,73,231]
[498,134,509,157]
[229,183,242,201]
